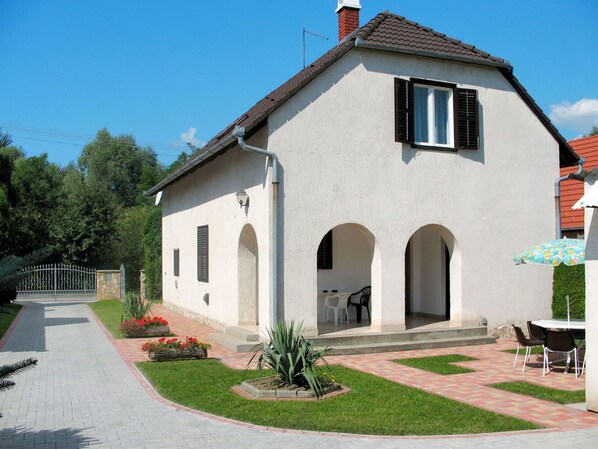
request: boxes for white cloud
[549,98,598,133]
[180,127,205,148]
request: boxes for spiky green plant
[122,292,154,321]
[248,320,332,397]
[0,358,37,418]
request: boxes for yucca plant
[122,292,154,321]
[248,320,332,398]
[0,358,37,418]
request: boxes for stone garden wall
[96,270,122,300]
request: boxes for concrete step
[209,332,259,353]
[310,326,489,347]
[319,335,497,355]
[224,326,260,342]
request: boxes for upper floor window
[395,78,479,150]
[414,85,453,147]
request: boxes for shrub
[122,291,154,320]
[120,316,168,334]
[141,336,211,352]
[552,264,585,319]
[143,206,162,301]
[248,320,332,398]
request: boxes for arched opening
[405,224,457,329]
[238,224,259,327]
[316,223,375,334]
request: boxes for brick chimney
[336,0,361,41]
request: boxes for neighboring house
[146,1,578,340]
[560,134,598,238]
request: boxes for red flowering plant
[141,336,211,353]
[120,316,169,334]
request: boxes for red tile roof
[146,11,578,196]
[560,135,598,231]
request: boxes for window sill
[411,143,458,152]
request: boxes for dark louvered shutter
[197,226,209,282]
[395,78,414,143]
[455,88,479,149]
[317,230,333,270]
[173,249,180,277]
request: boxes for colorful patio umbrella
[513,238,585,266]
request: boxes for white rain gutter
[555,157,587,239]
[232,125,280,328]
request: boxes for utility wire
[1,121,186,155]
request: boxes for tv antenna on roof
[303,28,328,68]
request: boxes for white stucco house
[146,2,579,346]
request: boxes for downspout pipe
[232,125,280,328]
[555,157,587,239]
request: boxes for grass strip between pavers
[394,354,477,375]
[490,381,585,405]
[137,359,540,435]
[0,303,22,339]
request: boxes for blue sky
[1,0,597,166]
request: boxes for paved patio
[1,299,597,448]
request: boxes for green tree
[50,168,118,267]
[9,154,63,256]
[78,129,160,207]
[111,206,150,292]
[588,125,598,137]
[143,206,162,300]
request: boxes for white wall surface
[267,47,558,334]
[584,170,598,412]
[163,45,562,337]
[161,127,273,333]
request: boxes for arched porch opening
[238,224,259,327]
[405,224,459,329]
[316,223,375,334]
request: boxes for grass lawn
[394,354,477,375]
[137,359,540,435]
[491,381,585,404]
[0,303,22,339]
[89,300,125,338]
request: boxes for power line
[0,121,188,154]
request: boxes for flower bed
[120,316,170,338]
[142,337,211,362]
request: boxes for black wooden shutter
[317,230,333,270]
[173,249,180,277]
[455,88,479,149]
[395,78,414,143]
[197,226,209,282]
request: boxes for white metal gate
[17,264,96,300]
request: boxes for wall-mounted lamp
[235,190,249,208]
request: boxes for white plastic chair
[324,292,351,326]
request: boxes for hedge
[552,264,585,319]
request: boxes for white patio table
[531,319,585,330]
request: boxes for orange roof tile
[560,135,598,230]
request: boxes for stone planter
[123,325,170,338]
[147,347,208,362]
[239,375,343,399]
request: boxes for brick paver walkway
[1,299,598,448]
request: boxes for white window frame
[414,84,454,148]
